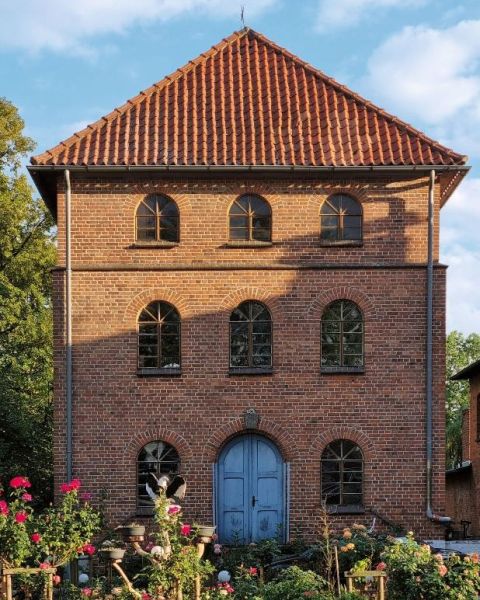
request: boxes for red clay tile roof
[31,28,467,168]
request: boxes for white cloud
[362,20,480,124]
[0,0,276,55]
[315,0,425,32]
[441,177,480,334]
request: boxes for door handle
[252,495,256,507]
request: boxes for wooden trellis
[345,570,386,600]
[1,566,56,600]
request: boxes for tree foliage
[446,330,480,469]
[0,97,55,504]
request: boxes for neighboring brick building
[446,360,480,536]
[29,28,469,541]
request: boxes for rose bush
[0,476,101,569]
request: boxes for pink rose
[375,562,387,571]
[214,543,222,554]
[22,493,32,502]
[180,524,191,536]
[141,594,151,600]
[81,588,92,597]
[249,567,258,576]
[82,543,96,556]
[81,492,92,502]
[31,533,42,543]
[39,562,51,570]
[53,575,61,585]
[9,476,31,489]
[15,511,28,524]
[211,533,218,541]
[438,564,448,577]
[167,504,181,515]
[0,500,8,516]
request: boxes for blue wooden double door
[217,434,285,543]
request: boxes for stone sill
[130,241,179,248]
[137,368,182,377]
[326,505,365,515]
[229,367,273,376]
[321,367,365,375]
[225,241,273,248]
[319,241,363,247]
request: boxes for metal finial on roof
[241,5,246,28]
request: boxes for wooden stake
[334,545,341,597]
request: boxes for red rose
[31,533,42,543]
[22,493,32,502]
[249,567,258,576]
[0,500,8,516]
[180,524,192,536]
[82,543,96,556]
[9,476,31,489]
[15,511,28,523]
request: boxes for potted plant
[197,525,216,538]
[99,539,126,561]
[117,522,146,541]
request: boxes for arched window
[320,194,362,242]
[321,440,363,506]
[229,194,271,242]
[321,300,364,370]
[138,301,180,370]
[137,441,180,513]
[230,301,272,369]
[136,194,179,242]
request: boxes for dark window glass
[230,301,272,368]
[136,195,179,242]
[137,441,180,512]
[229,195,272,242]
[138,302,180,369]
[321,300,364,368]
[320,194,362,242]
[321,440,363,506]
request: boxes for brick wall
[52,172,446,539]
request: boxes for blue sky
[1,0,479,333]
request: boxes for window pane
[137,216,156,229]
[321,215,338,228]
[253,228,271,241]
[230,228,249,240]
[321,198,340,214]
[340,195,362,215]
[343,227,362,240]
[344,215,362,228]
[230,216,249,228]
[159,199,179,217]
[249,196,270,215]
[252,216,271,229]
[230,199,249,214]
[320,228,338,241]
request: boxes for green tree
[446,330,480,469]
[0,97,55,504]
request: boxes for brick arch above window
[306,287,376,322]
[123,427,193,465]
[123,288,190,325]
[124,190,191,212]
[202,416,299,463]
[309,426,375,463]
[305,186,370,212]
[219,286,286,320]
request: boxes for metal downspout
[65,169,73,482]
[426,169,451,524]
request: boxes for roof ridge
[32,29,250,165]
[246,29,467,163]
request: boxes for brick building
[29,29,469,541]
[446,360,480,536]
